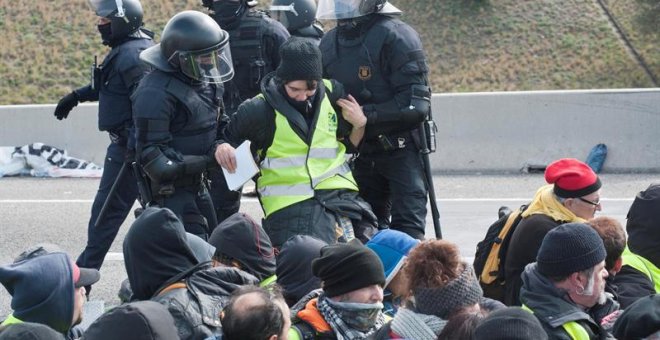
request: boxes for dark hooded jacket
[82,301,179,340]
[520,263,616,340]
[123,207,259,339]
[612,183,660,308]
[208,212,276,283]
[220,73,377,247]
[277,235,327,306]
[0,252,76,335]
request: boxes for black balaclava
[336,14,377,39]
[98,22,113,46]
[211,1,246,30]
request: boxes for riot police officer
[53,0,154,283]
[133,10,234,239]
[202,0,290,224]
[270,0,324,44]
[317,0,433,239]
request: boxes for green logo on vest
[328,111,337,132]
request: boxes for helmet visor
[269,4,297,28]
[316,0,372,20]
[89,0,125,17]
[177,43,234,84]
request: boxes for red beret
[545,158,601,198]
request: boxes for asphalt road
[0,173,656,319]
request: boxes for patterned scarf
[390,307,447,340]
[317,294,385,340]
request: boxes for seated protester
[208,213,277,286]
[117,232,215,303]
[123,207,259,340]
[473,307,548,340]
[290,240,386,339]
[586,216,627,301]
[366,229,419,317]
[505,158,602,305]
[0,250,99,340]
[83,301,178,340]
[373,240,503,340]
[276,235,327,306]
[612,183,660,308]
[0,322,65,340]
[612,294,660,340]
[520,223,619,339]
[221,286,291,340]
[213,38,378,248]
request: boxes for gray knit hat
[537,223,606,278]
[275,37,322,82]
[413,263,483,319]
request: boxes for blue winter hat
[366,229,419,287]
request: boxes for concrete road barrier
[1,88,659,172]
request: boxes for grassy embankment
[0,0,657,104]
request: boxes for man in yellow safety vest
[214,38,378,248]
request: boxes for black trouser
[353,141,428,239]
[157,183,218,240]
[77,142,138,271]
[208,168,241,224]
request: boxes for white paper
[222,140,260,191]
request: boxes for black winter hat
[537,223,606,278]
[613,294,660,339]
[474,307,548,340]
[83,301,179,340]
[275,37,322,82]
[312,239,385,297]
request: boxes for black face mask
[212,1,244,29]
[98,23,113,45]
[337,15,373,39]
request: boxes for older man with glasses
[503,158,603,306]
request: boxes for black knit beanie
[537,223,606,278]
[312,239,385,298]
[275,37,322,82]
[474,307,548,340]
[413,263,483,319]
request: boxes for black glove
[54,91,80,120]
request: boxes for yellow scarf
[521,184,585,223]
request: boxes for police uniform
[54,0,154,272]
[319,10,431,239]
[205,0,290,224]
[133,10,234,239]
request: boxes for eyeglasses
[577,197,601,207]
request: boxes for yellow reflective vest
[257,79,358,217]
[622,246,660,293]
[522,304,590,340]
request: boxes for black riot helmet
[316,0,401,20]
[201,0,258,30]
[89,0,143,40]
[140,11,234,84]
[270,0,317,31]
